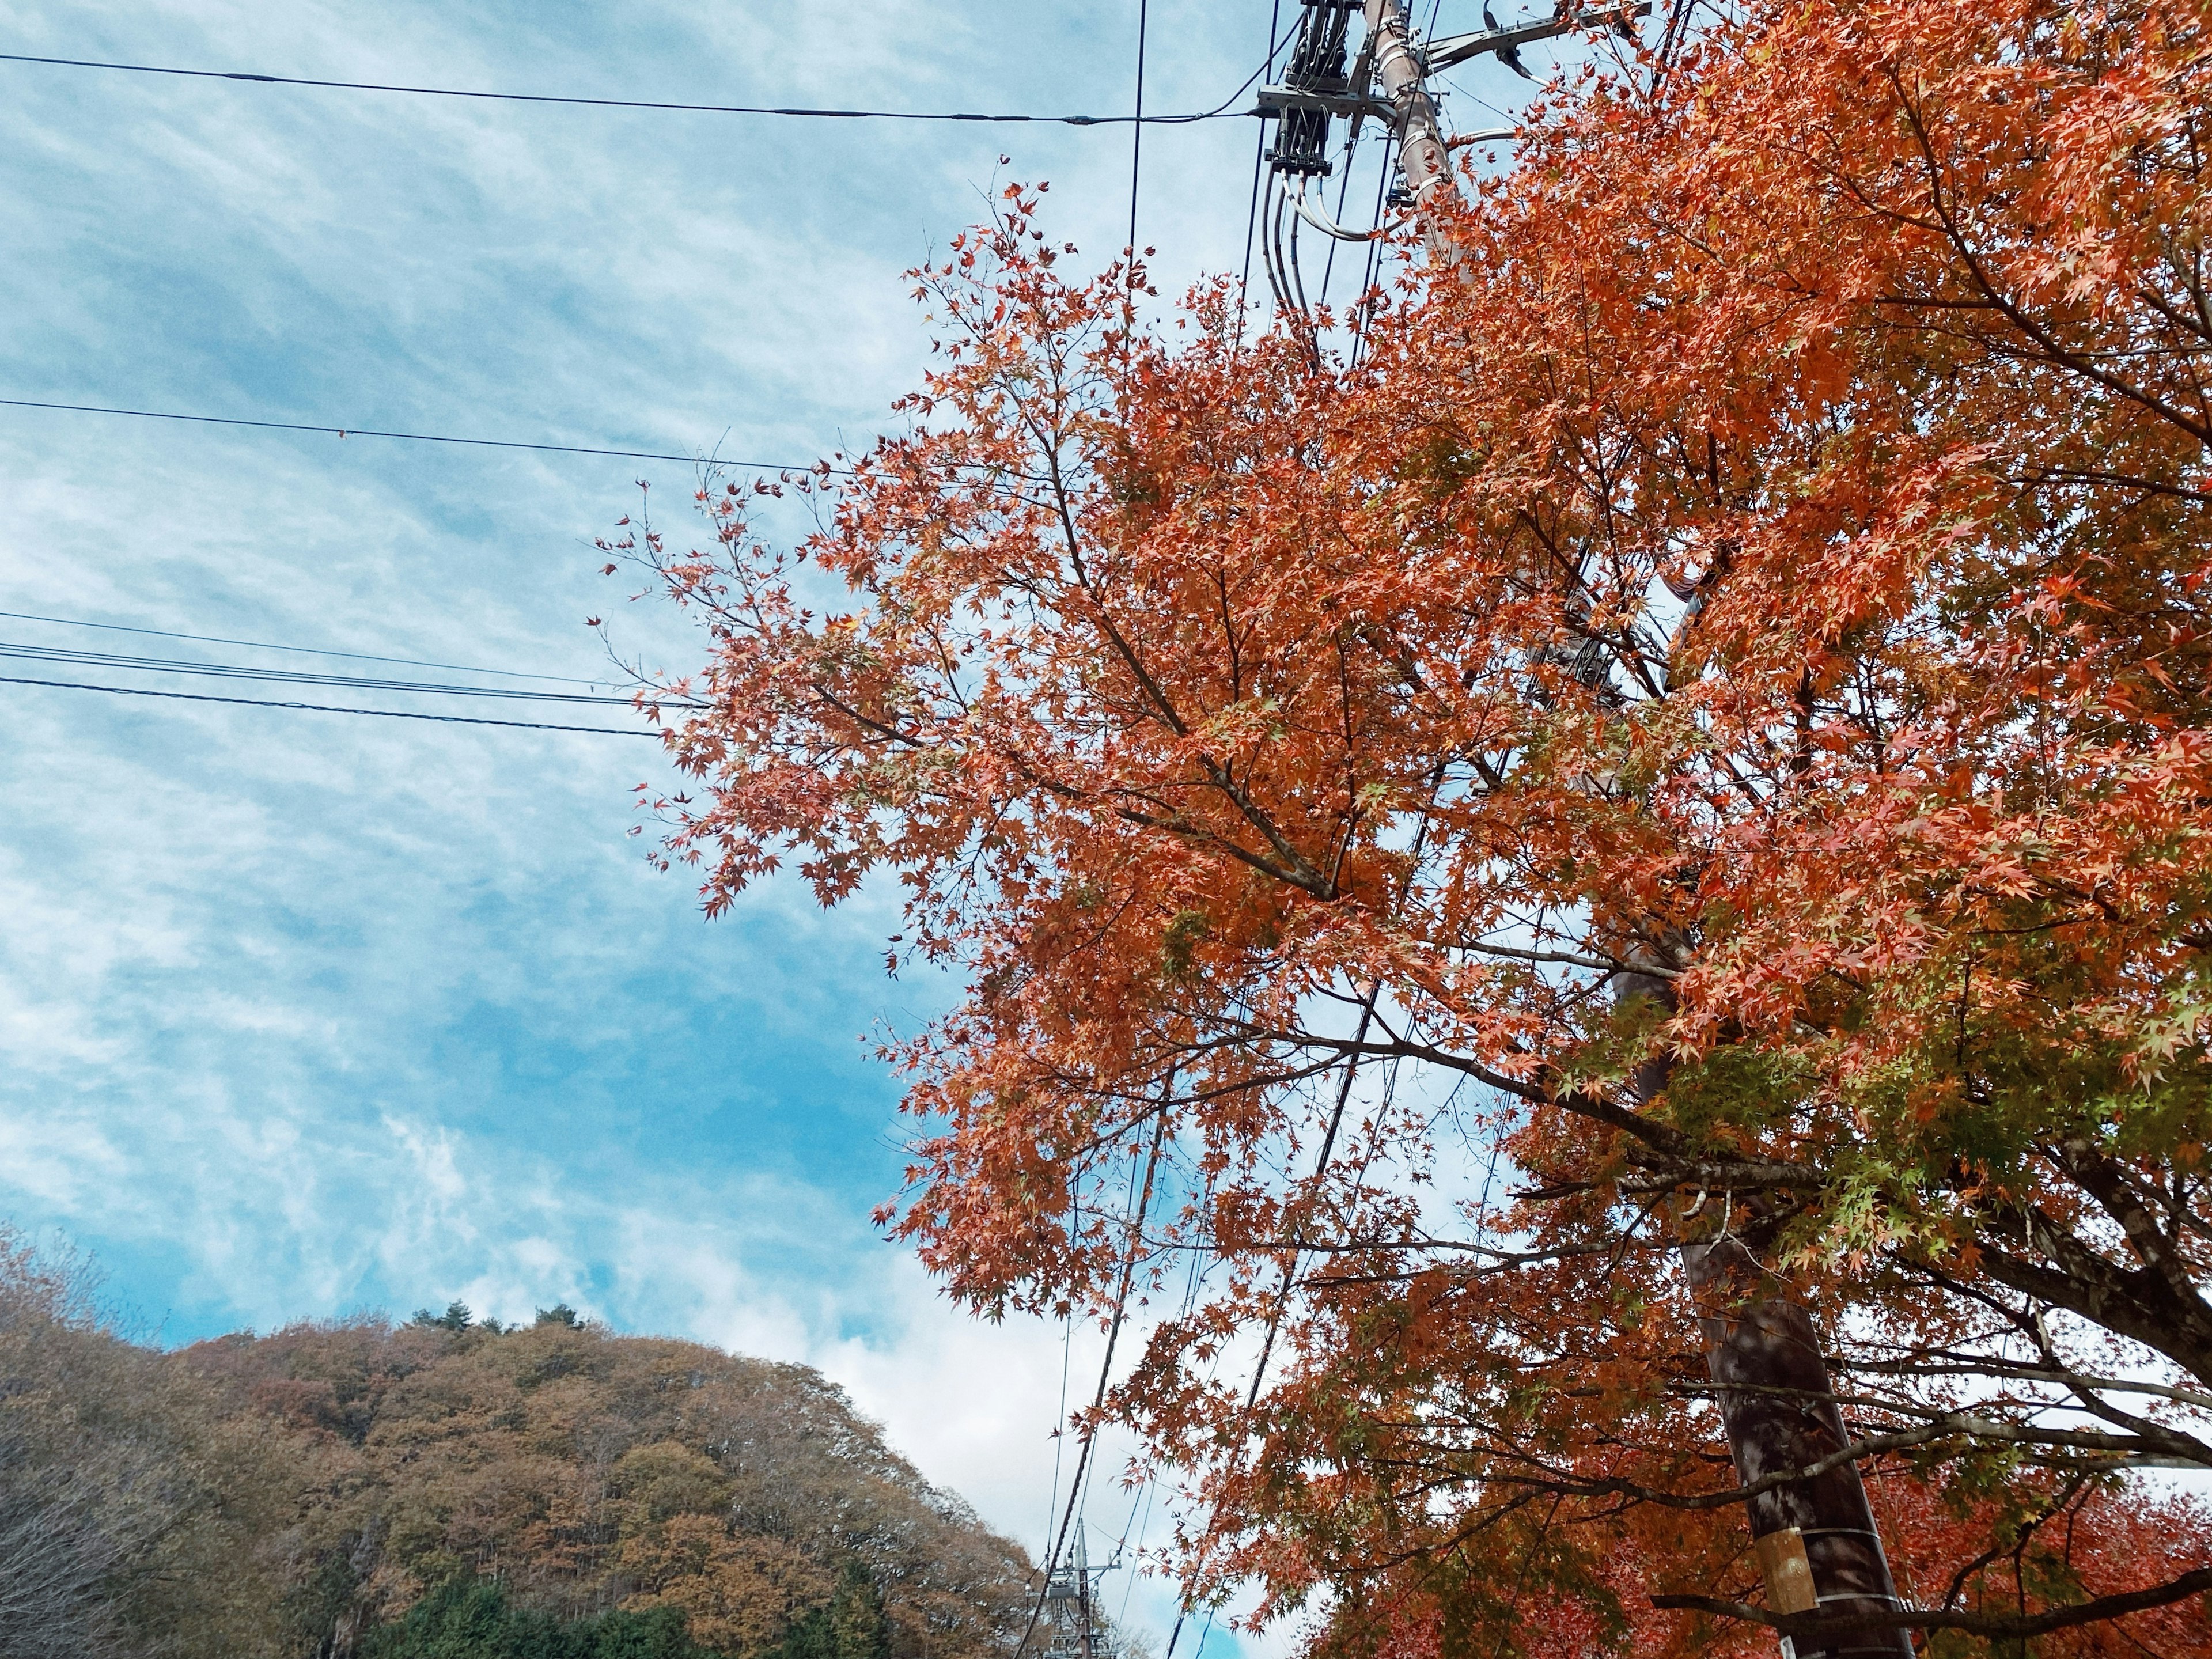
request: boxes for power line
[0,397,840,474]
[0,639,665,707]
[0,608,608,687]
[2,399,1067,494]
[1161,988,1388,1659]
[1127,0,1150,260]
[1025,13,1166,1640]
[0,50,1261,127]
[1017,1112,1169,1659]
[1238,0,1290,311]
[0,675,657,736]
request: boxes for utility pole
[1620,973,1912,1658]
[1361,0,1459,265]
[1075,1529,1094,1659]
[1684,1232,1914,1658]
[1251,2,1642,309]
[1247,20,1915,1646]
[1044,1526,1111,1659]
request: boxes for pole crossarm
[1252,85,1398,123]
[1421,1,1651,72]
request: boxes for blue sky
[0,1,1559,1647]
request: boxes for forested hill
[0,1233,1032,1659]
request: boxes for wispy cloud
[0,5,1546,1651]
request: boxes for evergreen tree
[827,1563,888,1659]
[363,1573,705,1659]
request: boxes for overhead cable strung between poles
[1155,775,1448,1659]
[0,676,658,736]
[0,608,611,687]
[0,50,1266,127]
[1236,0,1290,317]
[0,399,1108,497]
[0,639,684,708]
[1158,990,1388,1659]
[1014,1112,1169,1659]
[1011,20,1186,1652]
[0,397,842,475]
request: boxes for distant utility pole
[1075,1529,1095,1659]
[1044,1527,1110,1659]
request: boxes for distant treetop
[406,1300,474,1332]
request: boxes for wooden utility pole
[1620,973,1913,1658]
[1685,1235,1914,1658]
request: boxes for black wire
[0,50,1261,126]
[1010,21,1165,1607]
[1238,135,1270,317]
[1349,135,1396,368]
[1013,1114,1170,1659]
[1127,0,1149,259]
[0,675,656,736]
[1161,987,1387,1659]
[0,608,606,687]
[1316,127,1362,305]
[1238,0,1289,310]
[0,397,840,474]
[0,640,667,707]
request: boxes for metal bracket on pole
[1252,0,1654,318]
[1420,2,1651,73]
[1253,86,1399,124]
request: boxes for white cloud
[0,7,1573,1654]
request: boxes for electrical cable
[1237,0,1289,324]
[0,608,608,687]
[0,639,669,706]
[1274,176,1300,318]
[1316,133,1362,302]
[1040,11,1164,1620]
[1127,0,1149,261]
[1114,1475,1158,1626]
[1044,1306,1075,1590]
[1160,991,1380,1659]
[1158,776,1449,1659]
[1348,134,1396,368]
[0,675,656,736]
[0,50,1266,126]
[1016,1112,1169,1659]
[0,397,840,474]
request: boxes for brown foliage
[0,1228,332,1659]
[172,1316,1031,1657]
[0,1231,1028,1659]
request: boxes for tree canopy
[628,0,2212,1651]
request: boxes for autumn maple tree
[623,0,2212,1652]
